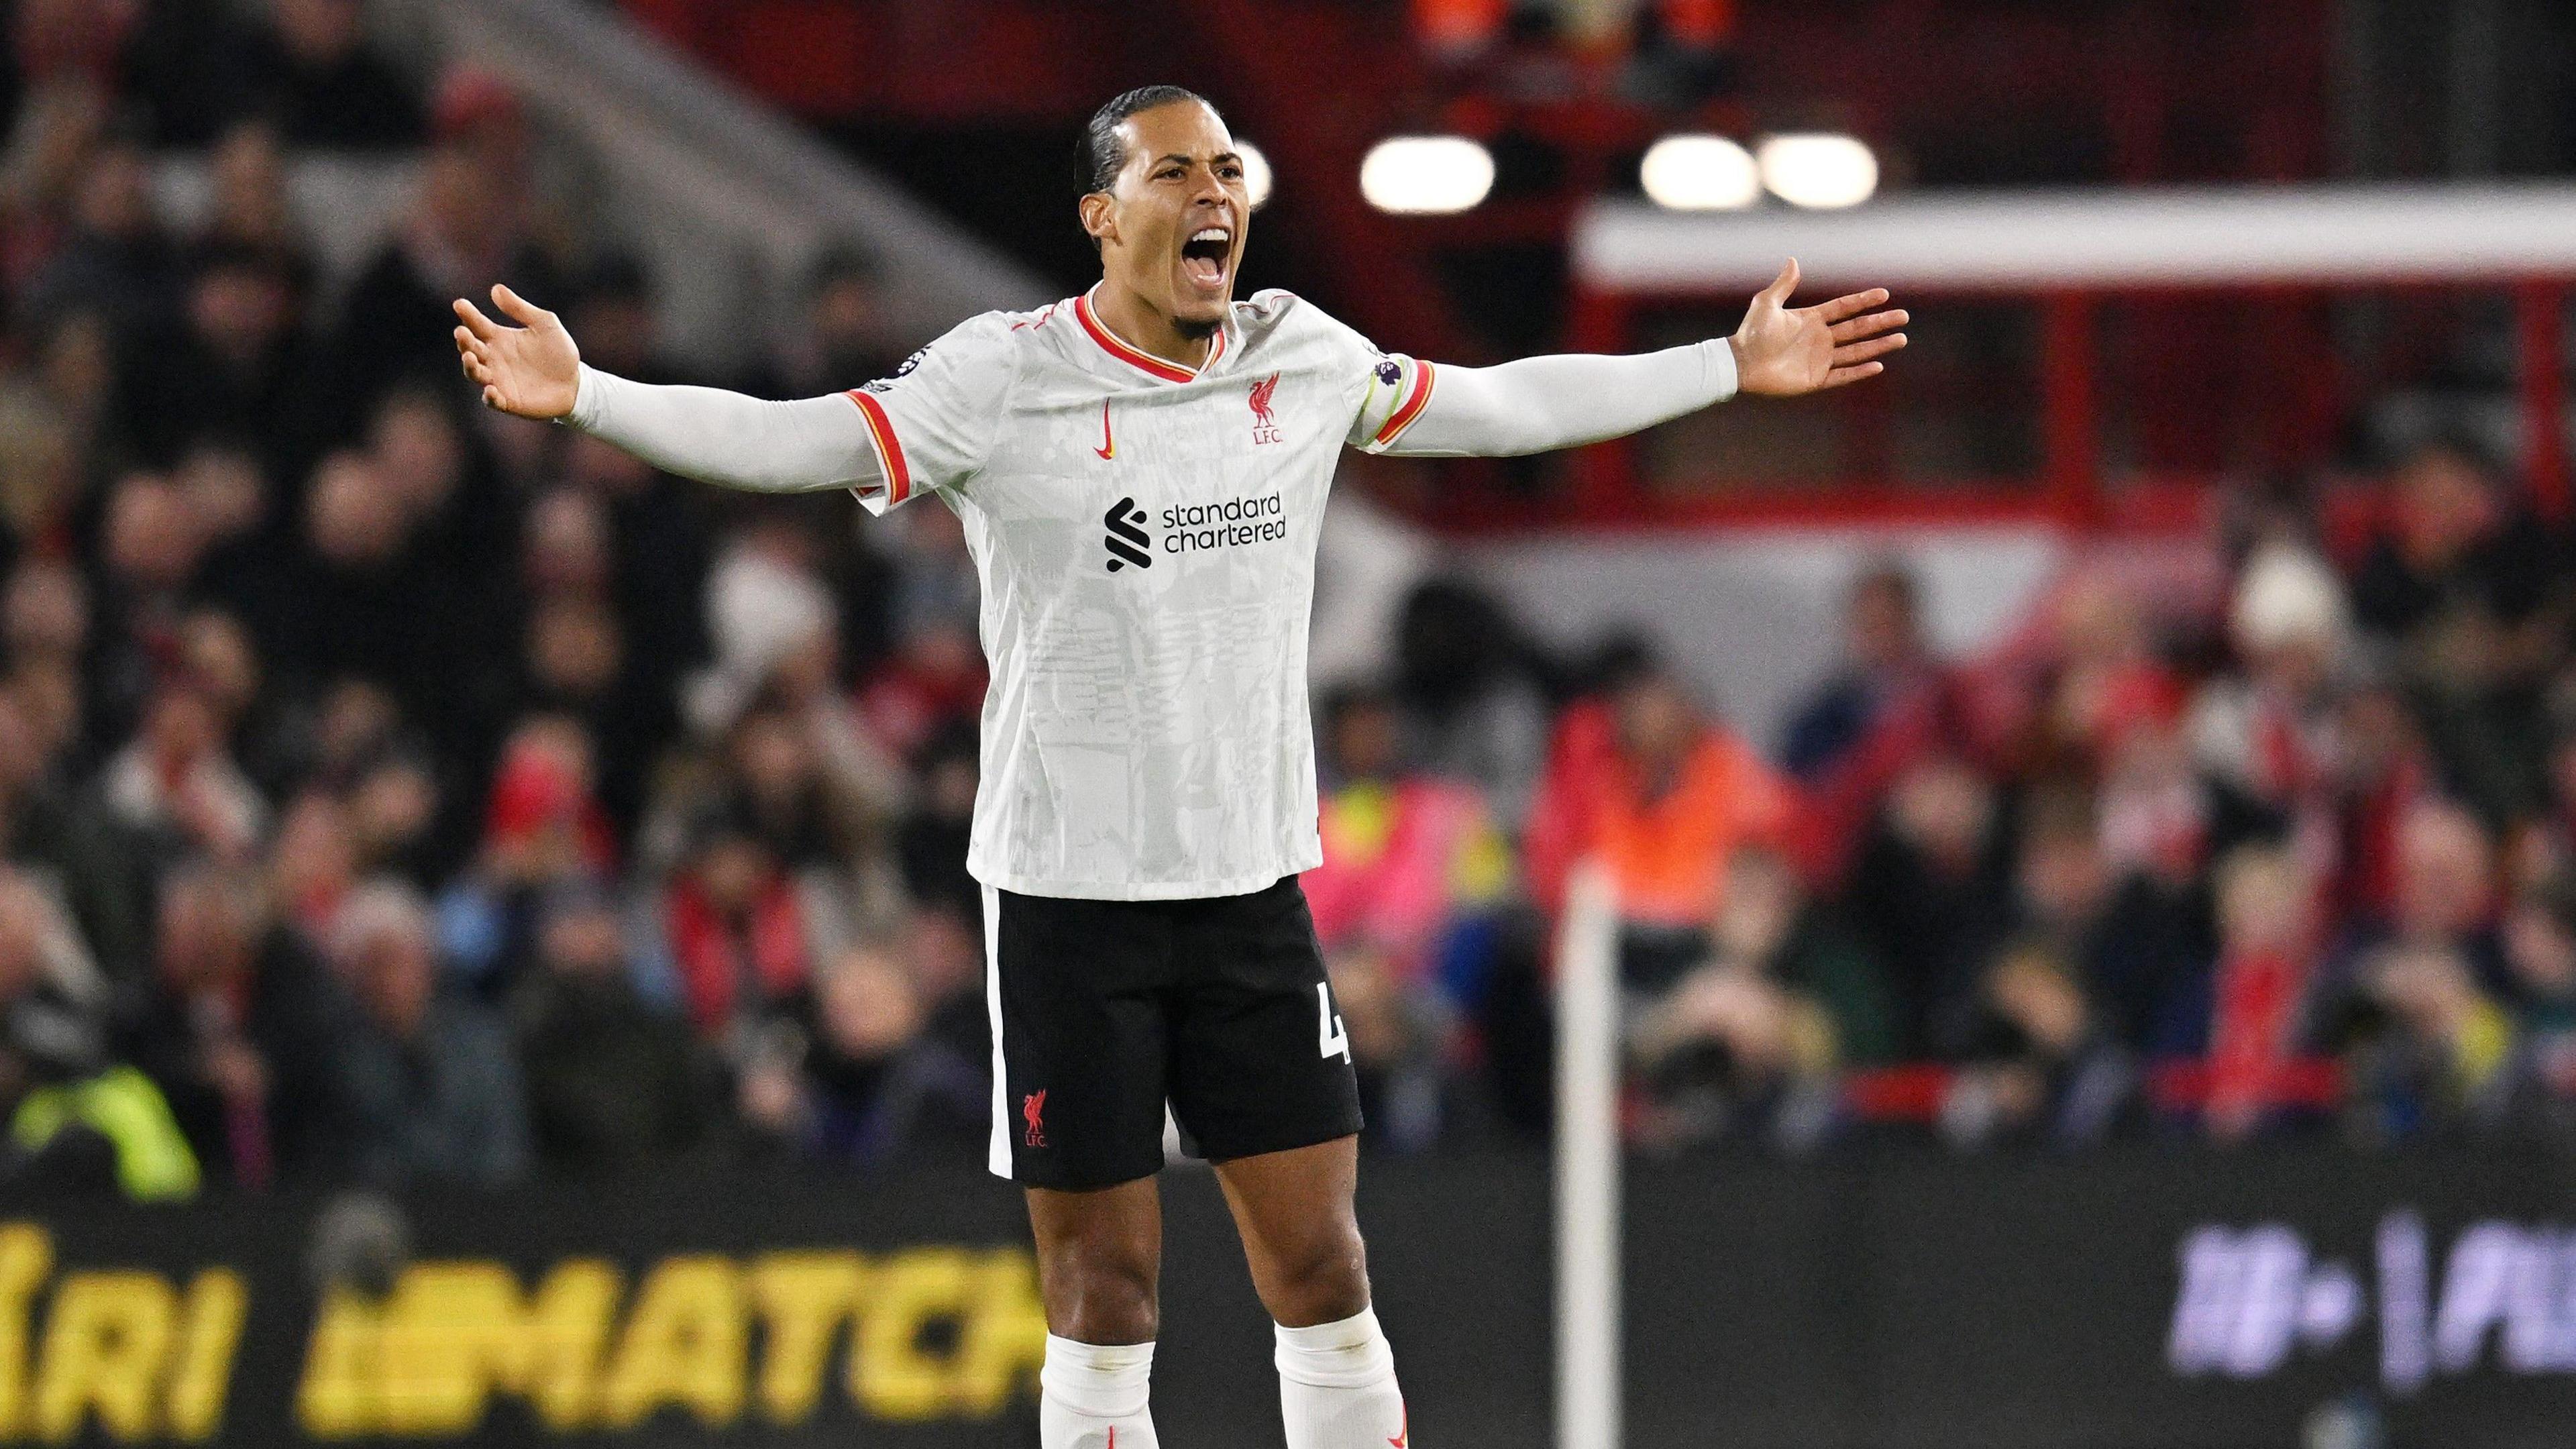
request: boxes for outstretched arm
[1384,259,1904,458]
[453,285,880,494]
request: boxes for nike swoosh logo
[1094,398,1115,460]
[1390,1403,1407,1448]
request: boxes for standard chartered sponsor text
[1161,492,1287,553]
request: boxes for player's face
[1089,101,1250,334]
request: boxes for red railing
[1841,1057,2345,1125]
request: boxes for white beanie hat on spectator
[686,541,835,736]
[2230,543,2348,660]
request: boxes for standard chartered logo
[1104,493,1291,574]
[1103,498,1152,572]
[1160,492,1287,554]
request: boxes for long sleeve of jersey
[564,364,883,494]
[1377,338,1738,458]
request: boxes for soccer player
[453,85,1903,1449]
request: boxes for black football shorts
[981,875,1364,1190]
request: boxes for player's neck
[1089,280,1214,372]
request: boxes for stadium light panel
[1360,136,1495,215]
[1640,134,1760,211]
[1238,140,1274,209]
[1756,133,1879,209]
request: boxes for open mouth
[1181,226,1232,289]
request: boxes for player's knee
[1256,1224,1371,1326]
[1041,1241,1161,1343]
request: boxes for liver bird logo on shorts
[1022,1090,1048,1148]
[1248,373,1283,445]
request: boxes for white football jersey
[845,287,1436,900]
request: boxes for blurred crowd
[1,1,2572,1203]
[1537,447,2576,1158]
[0,0,1000,1198]
[1407,0,1739,107]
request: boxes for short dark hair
[1081,85,1216,195]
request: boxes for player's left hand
[1727,258,1907,396]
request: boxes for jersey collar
[1074,286,1227,384]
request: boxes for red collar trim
[1075,289,1224,384]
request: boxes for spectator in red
[858,613,985,766]
[2043,574,2186,769]
[2202,844,2323,1141]
[434,715,615,997]
[482,715,616,878]
[661,805,821,1049]
[2261,798,2500,1136]
[2320,680,2436,925]
[1411,0,1509,63]
[2097,672,2251,890]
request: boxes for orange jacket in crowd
[1523,699,1798,928]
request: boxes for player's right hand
[452,284,582,420]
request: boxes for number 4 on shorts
[1316,982,1351,1063]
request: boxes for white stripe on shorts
[983,884,1010,1178]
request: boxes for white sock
[1275,1308,1409,1449]
[1040,1335,1159,1449]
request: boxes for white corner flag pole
[1556,861,1622,1449]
